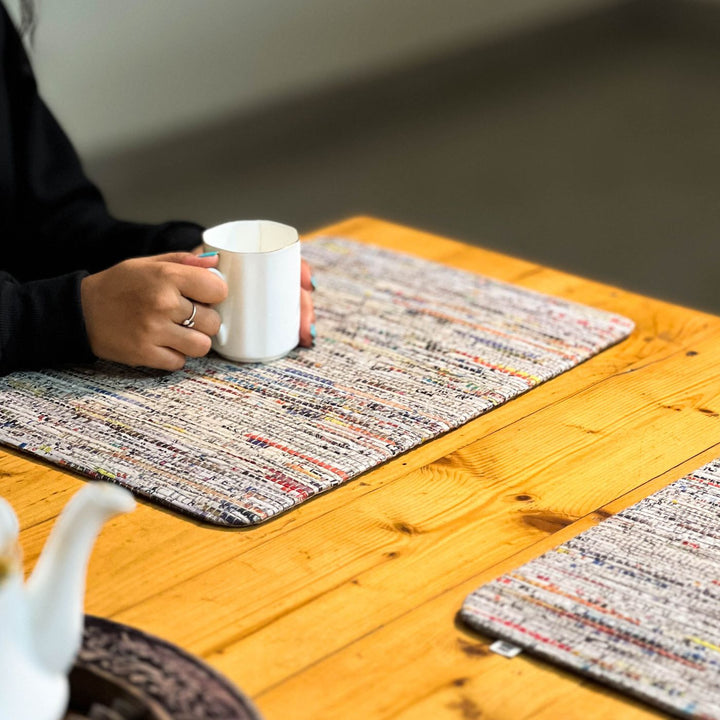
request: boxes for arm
[0,6,199,372]
[0,5,201,282]
[0,270,95,371]
[0,7,314,373]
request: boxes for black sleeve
[0,5,204,372]
[0,270,95,370]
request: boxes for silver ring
[181,302,197,329]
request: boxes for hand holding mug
[81,251,227,371]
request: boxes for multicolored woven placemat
[0,238,633,526]
[460,459,720,719]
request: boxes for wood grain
[3,216,719,720]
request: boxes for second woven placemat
[461,459,720,719]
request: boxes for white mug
[202,220,301,363]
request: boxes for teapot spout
[0,495,20,579]
[26,482,135,675]
[0,496,24,650]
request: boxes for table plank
[60,276,720,624]
[254,447,720,720]
[4,216,719,720]
[109,330,720,696]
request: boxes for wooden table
[5,216,720,719]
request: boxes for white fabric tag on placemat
[490,640,523,658]
[0,238,633,526]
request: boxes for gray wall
[18,0,618,158]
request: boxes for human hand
[81,252,226,371]
[300,259,316,347]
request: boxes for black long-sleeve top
[0,5,202,372]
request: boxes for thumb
[147,251,220,268]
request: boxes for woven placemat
[460,459,720,719]
[0,238,633,526]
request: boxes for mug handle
[207,268,228,346]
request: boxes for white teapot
[0,483,135,720]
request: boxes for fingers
[173,299,221,337]
[176,297,197,327]
[153,305,218,361]
[143,346,188,372]
[146,259,225,361]
[298,287,316,348]
[164,324,214,359]
[300,259,317,348]
[146,250,216,267]
[145,252,226,304]
[301,259,315,292]
[169,263,228,305]
[179,251,219,267]
[146,251,202,265]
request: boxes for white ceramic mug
[202,220,301,363]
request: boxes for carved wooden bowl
[66,665,170,720]
[64,616,263,720]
